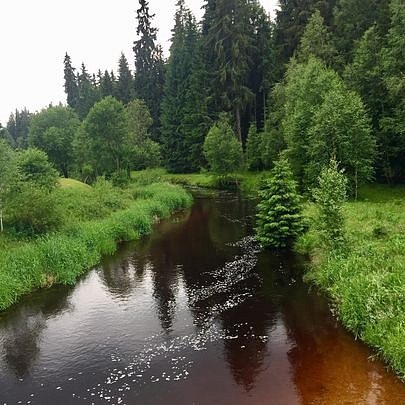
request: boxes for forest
[0,0,404,384]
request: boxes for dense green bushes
[0,183,192,310]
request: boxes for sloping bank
[0,183,192,311]
[297,187,405,378]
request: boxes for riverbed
[0,191,403,404]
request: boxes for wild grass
[0,183,192,311]
[297,185,405,378]
[132,168,270,195]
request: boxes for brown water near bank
[0,191,403,404]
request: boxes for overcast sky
[0,0,279,125]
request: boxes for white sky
[0,0,278,125]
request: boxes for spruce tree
[205,0,253,142]
[63,53,79,109]
[76,63,100,119]
[117,53,134,104]
[161,1,207,172]
[133,0,165,140]
[99,70,115,98]
[255,156,304,249]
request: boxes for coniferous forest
[0,0,405,393]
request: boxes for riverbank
[297,184,405,378]
[0,182,192,311]
[131,168,268,195]
[134,170,405,378]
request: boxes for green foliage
[297,10,337,66]
[7,183,63,236]
[17,148,59,190]
[300,185,405,377]
[255,157,304,248]
[0,140,18,232]
[133,0,165,139]
[203,114,244,174]
[6,108,32,149]
[246,124,262,171]
[312,159,348,249]
[82,96,128,175]
[161,3,208,173]
[28,105,80,177]
[116,53,134,104]
[0,183,192,310]
[283,57,375,192]
[125,99,161,170]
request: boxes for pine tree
[161,1,206,173]
[99,70,115,98]
[133,0,165,140]
[205,0,253,142]
[76,64,100,119]
[6,108,32,149]
[63,53,79,109]
[117,53,134,104]
[255,156,304,249]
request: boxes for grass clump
[0,183,192,311]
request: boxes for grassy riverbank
[297,185,405,378]
[131,168,269,195]
[0,181,192,311]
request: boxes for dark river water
[0,191,404,404]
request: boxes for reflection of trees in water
[102,257,136,298]
[0,286,72,378]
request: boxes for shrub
[312,159,348,249]
[203,113,243,174]
[255,156,305,248]
[246,124,262,171]
[17,148,59,190]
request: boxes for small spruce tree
[255,156,304,249]
[313,159,348,249]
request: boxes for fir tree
[161,1,205,172]
[76,63,100,119]
[63,53,79,109]
[205,0,253,142]
[99,70,115,98]
[117,53,134,104]
[255,156,304,249]
[133,0,165,140]
[6,108,32,149]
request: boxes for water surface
[0,191,404,404]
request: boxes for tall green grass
[298,186,405,378]
[0,183,192,311]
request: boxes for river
[0,191,404,404]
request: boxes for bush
[17,148,59,190]
[7,183,63,235]
[313,159,348,249]
[255,156,305,248]
[203,113,243,174]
